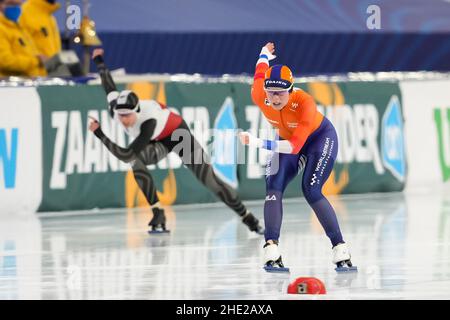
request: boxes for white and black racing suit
[92,55,262,233]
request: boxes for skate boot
[263,241,290,273]
[148,207,170,234]
[242,211,264,235]
[332,243,357,272]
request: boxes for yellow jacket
[0,13,47,77]
[20,0,62,58]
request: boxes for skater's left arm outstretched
[88,117,156,163]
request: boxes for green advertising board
[37,80,405,212]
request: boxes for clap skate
[333,243,357,272]
[148,207,170,234]
[263,242,290,273]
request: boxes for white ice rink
[1,188,450,300]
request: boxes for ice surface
[1,189,450,300]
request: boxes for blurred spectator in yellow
[0,0,47,77]
[20,0,62,58]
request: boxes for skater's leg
[131,143,168,206]
[131,143,170,232]
[302,153,344,247]
[166,122,263,233]
[264,151,300,242]
[301,119,356,271]
[263,151,300,272]
[301,120,344,247]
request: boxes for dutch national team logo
[381,95,406,182]
[212,97,239,189]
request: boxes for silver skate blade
[335,265,358,273]
[264,265,290,273]
[148,229,170,234]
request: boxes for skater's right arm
[251,42,276,106]
[92,49,118,118]
[90,117,156,163]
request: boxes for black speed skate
[242,212,264,235]
[148,207,170,234]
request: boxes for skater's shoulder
[139,99,169,111]
[139,99,160,108]
[291,87,313,101]
[288,89,316,113]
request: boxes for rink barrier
[3,75,446,213]
[0,88,43,214]
[400,80,450,189]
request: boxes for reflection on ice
[1,189,450,299]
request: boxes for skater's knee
[200,169,238,200]
[131,156,146,170]
[203,173,223,193]
[265,189,283,201]
[302,183,324,204]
